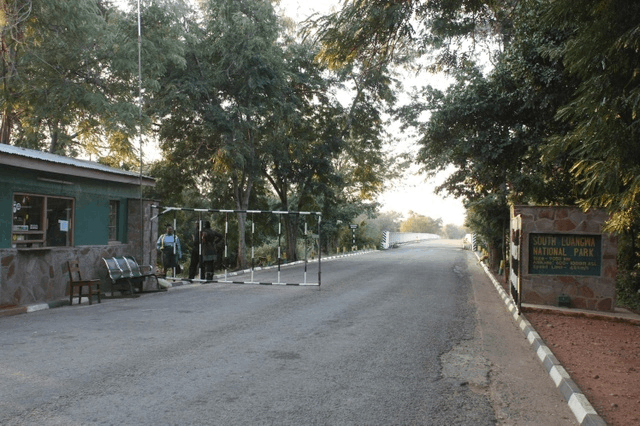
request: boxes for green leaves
[0,0,190,165]
[399,211,443,234]
[309,0,510,73]
[539,0,640,232]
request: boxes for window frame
[108,200,120,242]
[12,192,75,248]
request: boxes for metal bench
[103,256,161,296]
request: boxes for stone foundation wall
[513,206,617,312]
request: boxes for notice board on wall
[528,233,602,276]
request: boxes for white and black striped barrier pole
[151,206,322,287]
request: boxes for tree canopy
[308,0,514,71]
[0,0,186,165]
[399,211,442,234]
[310,0,640,274]
[148,0,397,266]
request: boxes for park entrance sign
[528,233,602,276]
[510,206,617,312]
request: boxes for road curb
[0,305,27,317]
[475,252,607,426]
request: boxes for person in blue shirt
[157,224,182,276]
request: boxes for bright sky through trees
[127,0,466,225]
[290,2,466,225]
[277,1,465,225]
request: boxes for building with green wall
[1,144,158,307]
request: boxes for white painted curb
[474,251,606,426]
[26,303,49,313]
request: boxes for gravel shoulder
[525,308,640,426]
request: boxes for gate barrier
[152,206,321,286]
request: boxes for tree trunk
[489,242,501,272]
[0,109,11,144]
[284,214,299,262]
[232,170,252,270]
[49,120,60,154]
[236,211,247,269]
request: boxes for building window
[109,200,119,241]
[12,193,74,248]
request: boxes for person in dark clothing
[201,221,223,280]
[188,221,203,280]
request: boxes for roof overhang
[0,145,155,187]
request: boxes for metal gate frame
[151,206,322,287]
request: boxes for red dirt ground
[525,310,640,426]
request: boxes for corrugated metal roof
[0,143,152,180]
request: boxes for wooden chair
[68,260,101,305]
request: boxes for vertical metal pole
[198,213,202,280]
[318,214,322,288]
[251,212,255,283]
[517,227,523,314]
[224,212,229,282]
[304,221,308,284]
[172,210,177,278]
[137,0,144,263]
[277,215,282,284]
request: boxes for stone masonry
[512,205,617,312]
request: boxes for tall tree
[0,0,32,144]
[155,0,286,269]
[0,0,186,165]
[155,1,399,265]
[260,39,345,260]
[261,38,401,260]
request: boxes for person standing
[201,221,223,280]
[188,221,203,280]
[157,224,182,277]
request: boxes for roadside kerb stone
[27,303,49,313]
[0,305,27,317]
[475,251,606,426]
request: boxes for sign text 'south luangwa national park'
[528,233,602,276]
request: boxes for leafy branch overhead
[312,0,640,271]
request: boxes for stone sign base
[511,206,617,312]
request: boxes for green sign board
[528,233,602,276]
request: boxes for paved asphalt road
[0,240,577,425]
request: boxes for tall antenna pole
[138,0,144,262]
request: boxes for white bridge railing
[382,231,440,249]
